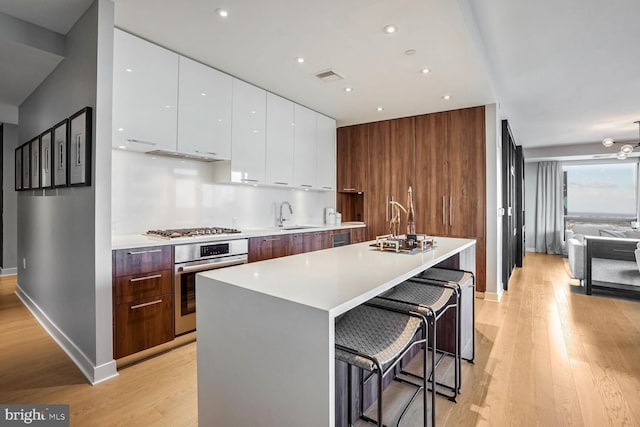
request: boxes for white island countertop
[200,236,475,317]
[196,236,476,427]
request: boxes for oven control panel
[200,243,229,258]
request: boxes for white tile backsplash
[112,150,335,235]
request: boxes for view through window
[563,162,638,231]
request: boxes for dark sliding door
[501,120,524,290]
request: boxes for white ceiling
[2,0,639,149]
[465,0,640,147]
[113,0,495,128]
[0,0,93,35]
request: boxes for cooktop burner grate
[146,227,242,239]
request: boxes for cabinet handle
[127,249,163,255]
[386,196,389,222]
[343,188,356,192]
[322,186,333,190]
[450,196,453,226]
[126,139,157,146]
[130,299,163,310]
[263,238,280,242]
[274,182,289,185]
[442,197,446,225]
[130,274,162,283]
[300,184,313,188]
[195,150,217,156]
[241,178,259,183]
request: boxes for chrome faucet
[277,201,293,227]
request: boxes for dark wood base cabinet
[248,228,367,263]
[112,245,174,359]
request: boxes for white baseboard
[484,290,503,303]
[15,285,118,385]
[525,247,536,253]
[1,267,17,276]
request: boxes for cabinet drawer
[114,294,173,359]
[114,245,172,277]
[115,269,172,304]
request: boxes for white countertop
[198,236,475,317]
[111,222,365,250]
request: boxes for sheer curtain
[534,161,564,254]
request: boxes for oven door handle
[177,258,246,273]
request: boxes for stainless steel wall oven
[174,239,248,335]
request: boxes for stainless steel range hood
[146,149,225,162]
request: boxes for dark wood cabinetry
[112,245,174,359]
[248,235,290,262]
[248,228,367,262]
[336,125,368,192]
[366,118,415,239]
[337,106,487,291]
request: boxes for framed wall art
[53,119,68,188]
[30,136,41,190]
[15,145,22,191]
[40,129,54,189]
[69,107,92,186]
[21,141,30,190]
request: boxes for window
[563,162,638,231]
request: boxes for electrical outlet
[23,258,26,269]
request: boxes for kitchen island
[196,236,476,427]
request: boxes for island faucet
[277,201,293,227]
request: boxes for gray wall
[17,0,113,371]
[2,123,18,272]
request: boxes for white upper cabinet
[265,93,295,186]
[316,114,337,190]
[177,56,232,159]
[293,104,317,188]
[112,29,178,152]
[230,78,266,183]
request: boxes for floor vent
[315,69,344,82]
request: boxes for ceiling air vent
[315,69,344,83]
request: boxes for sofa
[565,224,640,281]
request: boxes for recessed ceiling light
[377,106,384,111]
[442,95,451,100]
[404,49,416,56]
[420,68,431,74]
[118,145,126,149]
[296,57,305,64]
[117,127,124,132]
[165,105,171,109]
[602,137,614,147]
[344,87,353,92]
[617,151,628,160]
[621,144,634,154]
[215,8,228,18]
[383,25,397,34]
[125,68,133,73]
[201,92,207,96]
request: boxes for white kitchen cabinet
[229,78,266,183]
[112,29,178,152]
[265,93,294,186]
[316,114,336,191]
[293,104,317,188]
[177,56,232,159]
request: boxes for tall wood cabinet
[415,107,486,291]
[366,118,415,239]
[336,106,487,292]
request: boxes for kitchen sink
[280,225,320,231]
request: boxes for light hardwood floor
[1,252,640,426]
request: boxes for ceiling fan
[602,120,640,159]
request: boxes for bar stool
[335,304,429,426]
[415,267,475,362]
[371,280,458,402]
